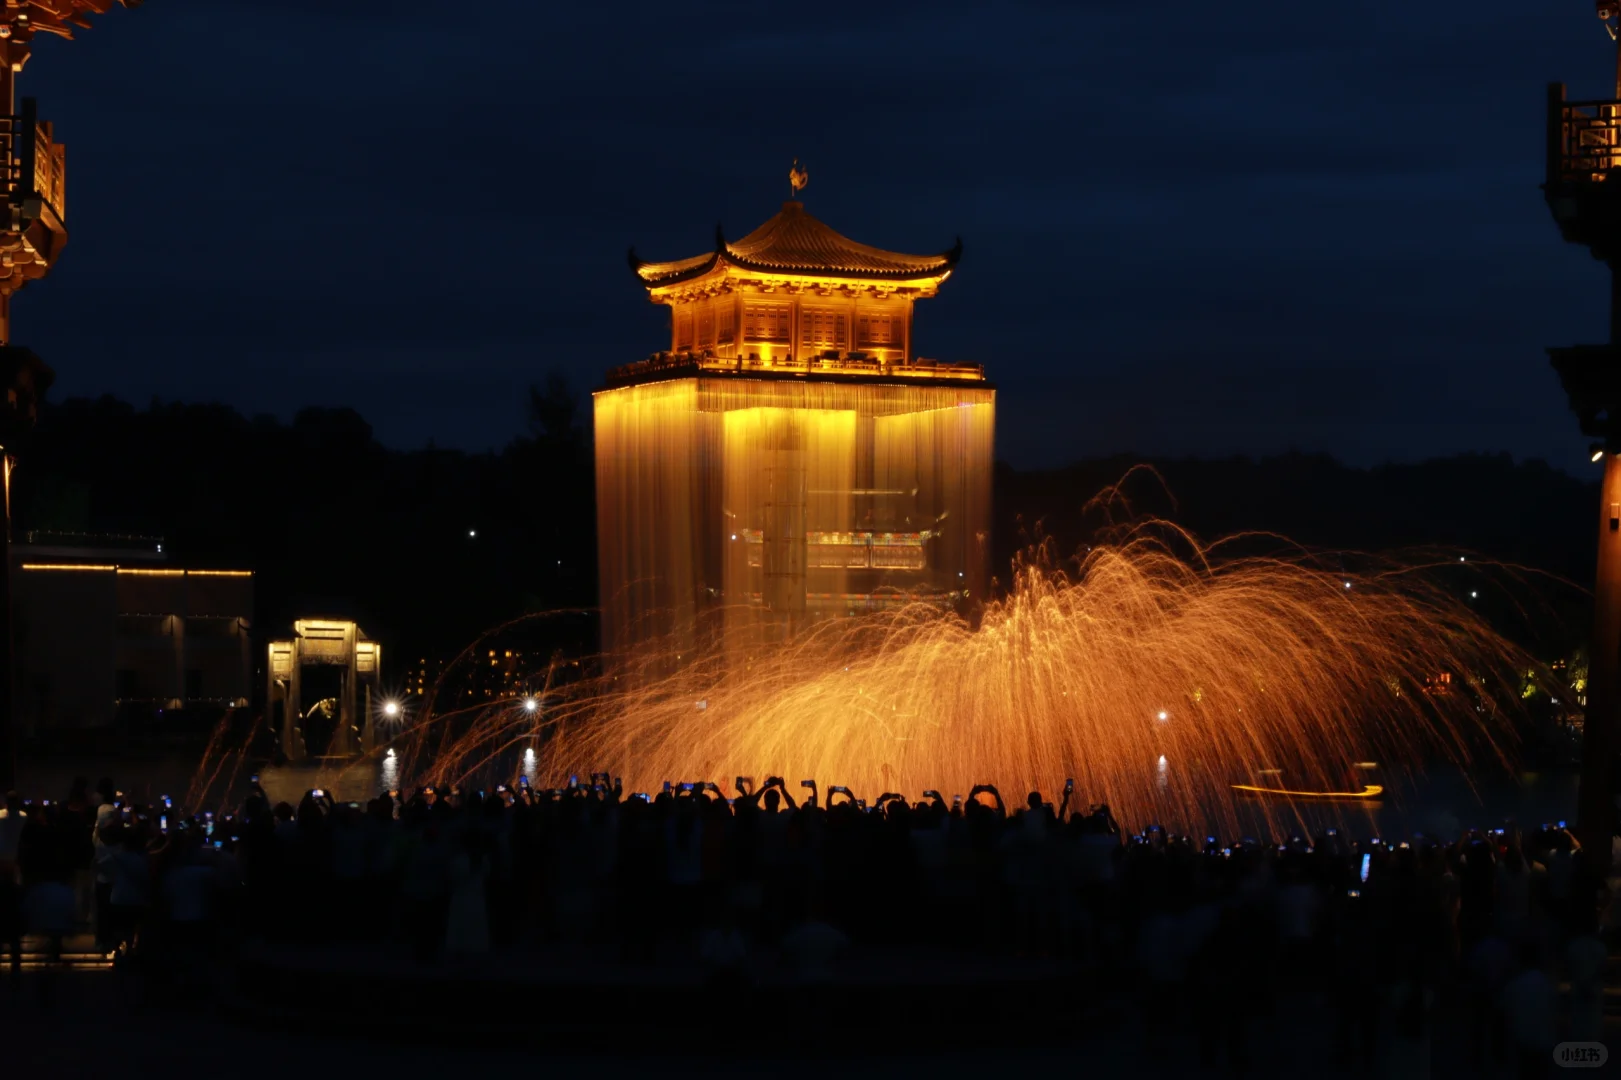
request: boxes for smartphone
[952,794,963,808]
[633,792,650,803]
[159,815,168,831]
[314,789,327,798]
[922,789,941,800]
[205,821,214,838]
[1359,853,1371,883]
[162,796,172,809]
[856,799,867,811]
[800,780,814,789]
[681,782,694,792]
[518,777,529,788]
[1064,778,1074,794]
[249,776,259,786]
[1558,820,1567,830]
[736,776,750,793]
[662,781,673,794]
[568,774,578,788]
[1346,889,1361,899]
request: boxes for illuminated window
[697,305,715,350]
[743,303,791,343]
[717,304,736,345]
[675,309,694,350]
[857,312,900,348]
[800,308,847,352]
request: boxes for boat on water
[1231,782,1383,800]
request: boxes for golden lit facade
[599,200,994,662]
[267,619,382,761]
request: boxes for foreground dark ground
[4,958,1616,1079]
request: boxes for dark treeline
[12,377,597,668]
[10,386,1600,667]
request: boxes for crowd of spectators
[0,773,1613,1072]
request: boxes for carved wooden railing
[0,98,64,225]
[605,351,985,386]
[1547,84,1621,186]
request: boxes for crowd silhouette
[0,774,1613,1074]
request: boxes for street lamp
[383,700,400,719]
[523,696,538,714]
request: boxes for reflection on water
[380,751,400,794]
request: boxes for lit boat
[1230,782,1384,800]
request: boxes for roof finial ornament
[1602,2,1621,96]
[789,158,809,201]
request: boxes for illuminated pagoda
[597,181,994,666]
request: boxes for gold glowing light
[19,564,253,576]
[1231,783,1386,800]
[403,526,1526,837]
[594,377,994,665]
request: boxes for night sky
[13,2,1619,470]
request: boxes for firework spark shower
[397,521,1532,837]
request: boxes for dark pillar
[0,347,53,793]
[0,454,13,793]
[1581,442,1621,855]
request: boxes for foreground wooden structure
[0,0,141,790]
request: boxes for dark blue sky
[13,2,1619,469]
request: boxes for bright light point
[523,697,538,713]
[1156,710,1168,722]
[731,534,737,541]
[1343,581,1352,590]
[468,529,477,538]
[1158,755,1167,766]
[1594,448,1606,463]
[523,748,536,761]
[1470,591,1478,599]
[1458,556,1466,563]
[385,748,395,758]
[382,700,400,718]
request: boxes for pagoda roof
[630,201,961,288]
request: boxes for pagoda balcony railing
[0,98,65,227]
[1546,84,1621,187]
[606,350,985,386]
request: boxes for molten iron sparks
[392,524,1531,837]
